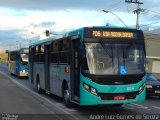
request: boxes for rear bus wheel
[36,79,43,94]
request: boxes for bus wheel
[36,79,43,94]
[63,87,72,108]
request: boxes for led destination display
[84,28,138,39]
[92,30,136,39]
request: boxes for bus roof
[29,26,139,47]
[8,48,29,53]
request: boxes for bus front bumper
[19,70,28,77]
[80,86,146,106]
[79,74,146,106]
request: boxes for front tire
[63,87,72,108]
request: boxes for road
[0,62,160,120]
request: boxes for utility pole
[125,0,144,29]
[16,41,18,50]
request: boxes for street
[0,62,160,120]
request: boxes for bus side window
[35,46,39,62]
[62,39,70,51]
[32,47,36,62]
[39,45,44,62]
[51,41,59,63]
[59,39,70,64]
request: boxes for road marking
[127,103,151,110]
[151,106,160,110]
[0,71,80,120]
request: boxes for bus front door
[71,37,80,102]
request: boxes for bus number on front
[92,31,101,37]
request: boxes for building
[145,33,160,73]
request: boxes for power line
[140,21,160,27]
[111,1,125,11]
[145,9,160,15]
[141,9,160,20]
[127,3,135,13]
[103,0,123,11]
[139,9,160,28]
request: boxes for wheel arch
[61,79,69,97]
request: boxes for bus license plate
[155,91,160,93]
[114,96,125,100]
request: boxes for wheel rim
[64,89,69,104]
[37,82,40,91]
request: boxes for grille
[91,74,144,85]
[99,91,138,100]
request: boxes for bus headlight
[146,85,152,88]
[91,87,98,96]
[83,83,98,96]
[83,83,90,91]
[138,83,145,93]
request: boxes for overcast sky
[0,0,160,49]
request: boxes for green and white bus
[8,48,29,77]
[29,26,146,107]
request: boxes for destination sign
[92,30,137,39]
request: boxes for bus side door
[71,36,81,102]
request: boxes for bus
[8,48,29,77]
[29,26,146,107]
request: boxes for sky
[0,0,160,50]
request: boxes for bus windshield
[84,42,145,75]
[20,53,28,65]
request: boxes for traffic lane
[136,97,160,113]
[0,72,82,120]
[0,62,8,73]
[0,72,56,114]
[0,72,80,120]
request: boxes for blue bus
[29,26,146,107]
[8,48,29,77]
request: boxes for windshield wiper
[99,39,114,67]
[99,39,113,57]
